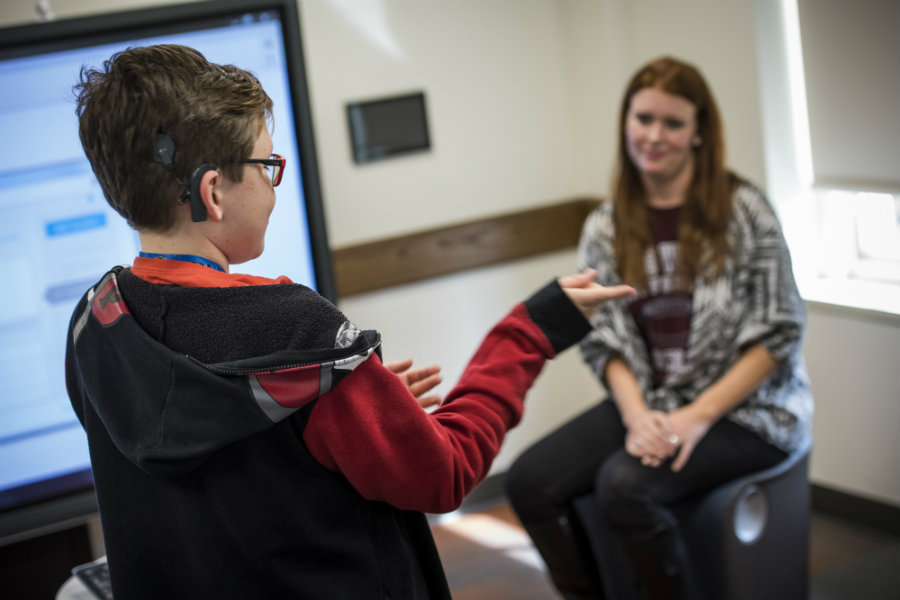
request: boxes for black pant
[505,400,787,598]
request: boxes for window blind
[796,0,900,192]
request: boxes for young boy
[66,44,633,599]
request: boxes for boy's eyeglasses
[241,153,286,187]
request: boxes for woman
[505,56,813,600]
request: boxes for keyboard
[72,559,113,600]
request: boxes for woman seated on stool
[505,56,813,600]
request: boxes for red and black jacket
[66,259,591,599]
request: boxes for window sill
[799,276,900,321]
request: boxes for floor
[430,500,900,600]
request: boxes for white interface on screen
[0,13,317,495]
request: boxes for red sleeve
[302,303,555,514]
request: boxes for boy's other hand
[385,359,443,409]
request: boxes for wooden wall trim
[332,197,602,298]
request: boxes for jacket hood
[69,269,380,478]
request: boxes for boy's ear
[190,165,221,222]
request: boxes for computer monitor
[0,0,333,545]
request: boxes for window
[813,189,900,282]
[756,0,900,315]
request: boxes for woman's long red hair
[611,56,733,289]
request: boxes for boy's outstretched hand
[558,269,635,318]
[385,358,444,409]
[385,270,629,409]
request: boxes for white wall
[302,0,580,246]
[2,0,896,507]
[803,306,900,506]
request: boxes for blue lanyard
[139,252,226,273]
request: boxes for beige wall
[2,0,896,507]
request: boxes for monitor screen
[347,92,431,163]
[0,0,333,544]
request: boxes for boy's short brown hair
[75,44,273,231]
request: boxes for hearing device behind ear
[188,164,218,222]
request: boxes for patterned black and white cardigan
[577,177,813,453]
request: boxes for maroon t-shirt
[626,207,693,387]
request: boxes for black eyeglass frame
[241,153,286,187]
